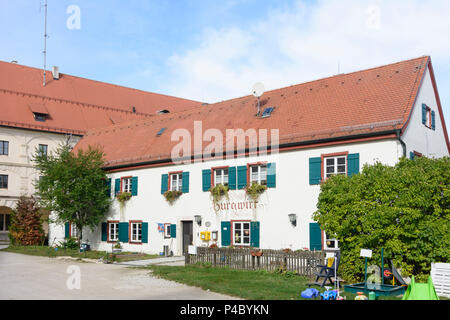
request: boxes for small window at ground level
[108,222,119,242]
[164,223,171,239]
[131,222,142,243]
[70,223,78,238]
[233,221,251,246]
[0,175,8,189]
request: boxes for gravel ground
[0,251,238,300]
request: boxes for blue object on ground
[321,290,337,300]
[301,288,320,299]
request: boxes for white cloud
[161,0,450,107]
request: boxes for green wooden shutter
[410,152,415,160]
[221,221,231,246]
[202,169,211,191]
[250,221,260,248]
[431,111,436,130]
[228,167,237,190]
[182,172,190,193]
[170,224,177,238]
[131,176,138,196]
[161,174,169,194]
[114,178,121,196]
[309,223,322,251]
[422,104,427,125]
[65,222,70,239]
[237,166,247,190]
[309,157,322,185]
[101,222,107,241]
[118,222,129,242]
[347,153,360,177]
[267,163,276,188]
[142,222,148,243]
[105,178,112,198]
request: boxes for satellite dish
[252,82,265,98]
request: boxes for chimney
[52,66,60,80]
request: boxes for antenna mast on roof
[42,0,49,86]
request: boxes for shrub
[314,157,450,282]
[58,237,79,250]
[9,196,45,246]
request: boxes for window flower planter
[245,183,267,202]
[164,190,183,205]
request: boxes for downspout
[396,130,407,158]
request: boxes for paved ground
[0,251,238,300]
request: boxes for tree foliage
[313,157,450,282]
[34,144,111,242]
[9,196,45,246]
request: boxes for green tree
[34,144,111,245]
[9,196,45,245]
[313,157,450,282]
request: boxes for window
[425,107,432,128]
[130,222,142,243]
[34,113,47,122]
[108,222,119,242]
[70,223,78,238]
[121,177,132,193]
[0,141,9,155]
[324,156,347,179]
[324,233,339,250]
[170,173,183,192]
[0,214,11,231]
[164,223,171,239]
[0,175,8,189]
[233,221,251,246]
[214,168,229,187]
[249,164,267,185]
[38,144,48,157]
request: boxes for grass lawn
[1,245,159,263]
[146,263,391,300]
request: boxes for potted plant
[245,183,267,202]
[112,240,122,254]
[210,184,229,205]
[163,190,183,205]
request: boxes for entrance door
[182,221,193,255]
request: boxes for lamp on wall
[288,214,297,227]
[194,215,202,226]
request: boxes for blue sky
[1,0,449,126]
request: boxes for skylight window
[261,107,275,118]
[157,128,167,136]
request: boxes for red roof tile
[74,56,438,168]
[0,61,202,135]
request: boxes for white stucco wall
[402,66,450,158]
[50,138,401,255]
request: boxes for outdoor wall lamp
[288,214,297,227]
[194,215,202,226]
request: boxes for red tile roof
[0,61,201,135]
[72,56,446,168]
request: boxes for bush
[313,157,450,282]
[58,237,79,250]
[8,196,45,246]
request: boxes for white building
[0,61,200,244]
[49,56,449,255]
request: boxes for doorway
[182,221,193,255]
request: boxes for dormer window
[34,113,47,122]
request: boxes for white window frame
[164,223,171,239]
[122,177,132,193]
[324,232,339,250]
[324,156,347,179]
[131,222,142,243]
[214,168,229,187]
[249,164,267,185]
[108,222,119,242]
[70,223,78,238]
[233,221,251,246]
[170,173,183,192]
